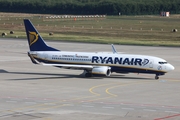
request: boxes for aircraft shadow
[7,71,82,80]
[3,70,102,80]
[0,69,153,81]
[0,69,8,73]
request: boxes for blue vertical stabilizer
[24,19,59,51]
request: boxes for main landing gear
[85,73,92,77]
[82,70,92,77]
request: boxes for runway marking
[37,103,76,111]
[85,96,114,102]
[0,94,97,113]
[165,111,179,113]
[166,79,180,82]
[44,103,56,105]
[105,81,152,97]
[143,109,156,112]
[33,84,118,111]
[102,106,114,109]
[89,81,153,99]
[43,118,52,120]
[154,113,180,120]
[1,77,178,115]
[26,81,154,111]
[65,104,74,106]
[6,101,17,103]
[25,102,37,105]
[122,108,134,110]
[89,83,118,96]
[82,105,94,108]
[38,104,72,111]
[105,85,119,97]
[10,98,21,101]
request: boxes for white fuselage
[29,51,174,75]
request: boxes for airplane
[24,19,174,80]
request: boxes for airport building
[160,11,170,17]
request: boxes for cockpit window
[159,62,168,64]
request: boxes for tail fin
[24,19,59,51]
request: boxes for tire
[85,73,92,77]
[155,76,159,80]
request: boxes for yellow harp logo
[29,31,38,46]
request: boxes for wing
[41,63,93,70]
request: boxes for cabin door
[149,60,153,68]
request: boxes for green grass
[0,13,180,46]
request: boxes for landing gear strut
[82,70,92,77]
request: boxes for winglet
[111,44,117,54]
[24,19,59,51]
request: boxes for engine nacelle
[92,66,111,76]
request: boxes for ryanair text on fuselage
[92,56,149,66]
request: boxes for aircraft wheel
[85,73,92,77]
[155,75,159,80]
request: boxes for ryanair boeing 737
[24,19,174,79]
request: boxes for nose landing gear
[155,75,159,80]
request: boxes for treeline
[0,0,180,15]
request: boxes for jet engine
[91,66,111,76]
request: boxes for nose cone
[168,64,175,71]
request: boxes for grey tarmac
[0,38,180,120]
